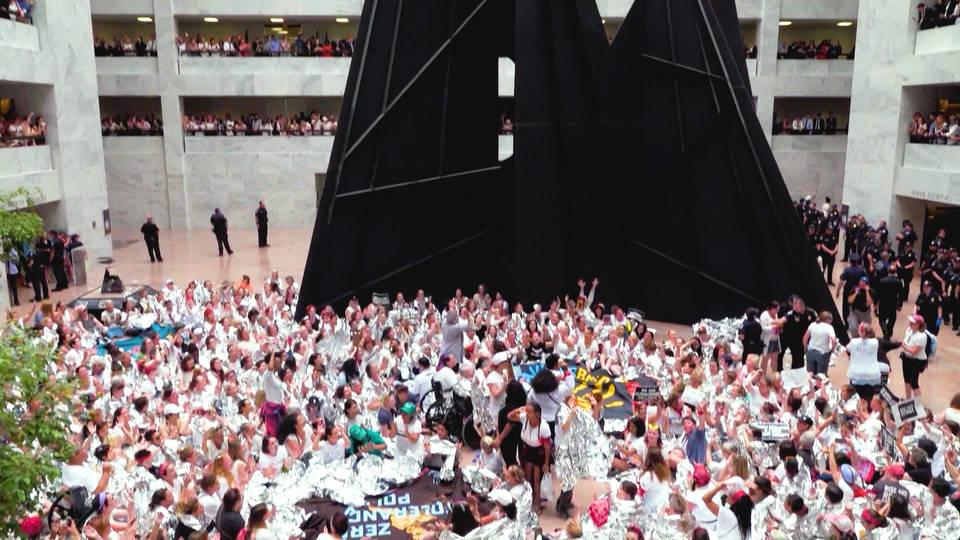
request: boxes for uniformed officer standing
[210,208,233,256]
[780,296,817,371]
[140,214,162,263]
[896,243,918,303]
[896,221,918,255]
[876,267,903,339]
[915,280,942,336]
[255,201,269,248]
[818,226,839,285]
[836,253,867,324]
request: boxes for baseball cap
[399,402,416,416]
[908,314,924,325]
[348,424,367,441]
[692,464,711,487]
[885,464,905,479]
[163,404,181,416]
[825,513,854,533]
[840,463,858,485]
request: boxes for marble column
[754,0,781,142]
[154,0,188,229]
[32,0,113,259]
[841,0,920,224]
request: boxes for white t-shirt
[518,411,551,447]
[396,416,423,455]
[638,471,669,510]
[806,321,835,353]
[315,439,347,464]
[263,371,284,404]
[198,491,221,526]
[61,464,100,492]
[259,446,288,471]
[713,506,745,540]
[904,328,927,360]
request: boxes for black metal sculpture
[297,0,844,339]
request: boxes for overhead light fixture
[203,17,218,23]
[601,19,606,24]
[778,20,792,26]
[136,16,153,22]
[335,17,350,23]
[270,17,284,23]
[837,21,853,27]
[277,30,288,35]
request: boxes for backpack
[924,330,937,359]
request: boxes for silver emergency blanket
[578,495,645,540]
[438,517,527,540]
[554,406,614,491]
[694,316,745,357]
[460,465,499,496]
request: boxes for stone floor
[10,226,960,531]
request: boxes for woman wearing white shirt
[845,324,882,400]
[526,358,576,436]
[395,402,423,456]
[507,403,551,513]
[802,311,836,375]
[701,481,754,540]
[638,448,671,511]
[900,314,928,400]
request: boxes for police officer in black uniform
[915,280,943,336]
[843,217,860,262]
[876,220,889,247]
[780,296,817,371]
[896,243,918,304]
[837,253,868,324]
[819,226,839,285]
[255,201,269,248]
[876,266,903,339]
[896,221,918,255]
[210,208,233,256]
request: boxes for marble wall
[780,0,859,21]
[0,17,39,51]
[0,146,53,177]
[914,23,960,55]
[102,137,169,230]
[841,0,947,236]
[95,57,159,75]
[90,0,154,16]
[170,0,363,17]
[772,135,847,203]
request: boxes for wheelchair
[47,486,101,531]
[419,380,481,449]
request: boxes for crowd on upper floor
[1,0,33,23]
[1,112,46,148]
[777,40,852,60]
[908,112,960,145]
[176,33,354,58]
[182,112,338,136]
[916,1,960,30]
[102,114,164,136]
[94,36,158,57]
[773,112,844,136]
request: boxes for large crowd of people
[176,34,354,58]
[908,111,960,145]
[1,111,47,148]
[94,36,158,57]
[102,114,164,136]
[777,40,852,60]
[3,241,959,540]
[773,112,844,135]
[182,112,338,137]
[917,1,960,30]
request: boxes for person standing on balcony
[255,201,269,248]
[211,208,233,256]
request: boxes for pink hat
[692,464,711,487]
[908,314,924,325]
[825,513,854,533]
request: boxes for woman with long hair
[638,448,671,511]
[494,380,527,467]
[246,503,280,540]
[845,323,881,400]
[507,402,551,513]
[702,482,753,540]
[527,354,575,438]
[260,352,287,437]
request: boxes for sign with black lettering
[756,422,790,442]
[881,426,898,460]
[891,398,923,426]
[879,385,900,409]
